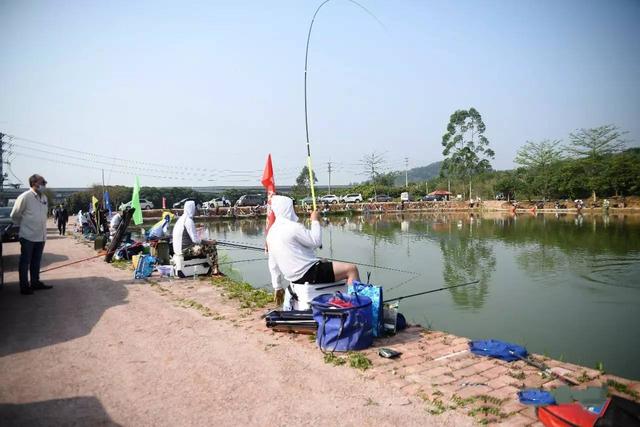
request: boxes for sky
[1,0,639,188]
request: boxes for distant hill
[394,161,442,185]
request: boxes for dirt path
[0,228,471,426]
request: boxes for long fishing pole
[217,239,420,275]
[303,0,385,211]
[385,280,480,303]
[40,251,106,274]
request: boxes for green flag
[131,176,143,225]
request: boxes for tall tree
[565,124,628,201]
[514,139,563,199]
[293,165,317,198]
[360,152,386,199]
[441,108,494,199]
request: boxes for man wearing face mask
[10,174,51,295]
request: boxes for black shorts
[293,261,335,284]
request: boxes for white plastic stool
[283,281,347,311]
[172,254,213,278]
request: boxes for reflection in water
[439,232,496,310]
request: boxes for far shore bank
[134,198,640,222]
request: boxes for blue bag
[517,390,556,406]
[310,292,373,352]
[134,255,157,279]
[469,339,528,362]
[348,281,383,337]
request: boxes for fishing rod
[216,239,420,275]
[303,0,384,211]
[217,257,268,266]
[40,251,106,274]
[385,280,480,303]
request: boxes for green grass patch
[577,371,591,383]
[324,352,346,366]
[176,298,219,318]
[468,405,507,419]
[321,352,372,371]
[210,276,272,309]
[607,379,640,400]
[451,394,477,407]
[508,370,526,380]
[111,259,132,270]
[425,398,447,415]
[348,352,372,371]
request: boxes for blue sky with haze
[1,0,638,187]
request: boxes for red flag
[261,154,276,235]
[261,154,276,194]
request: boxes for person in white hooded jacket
[267,195,359,302]
[173,200,218,273]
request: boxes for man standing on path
[10,174,52,295]
[55,204,69,236]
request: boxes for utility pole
[425,181,428,195]
[327,161,332,194]
[404,157,409,188]
[101,169,106,209]
[0,133,4,193]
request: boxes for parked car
[319,194,340,204]
[299,196,316,206]
[400,192,412,202]
[203,197,230,209]
[368,194,392,202]
[0,207,19,242]
[422,195,444,201]
[172,198,203,209]
[235,194,266,207]
[341,193,363,203]
[119,198,154,210]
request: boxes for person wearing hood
[172,200,218,273]
[266,195,359,303]
[10,174,52,295]
[149,213,172,240]
[109,210,123,240]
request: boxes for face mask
[38,184,46,193]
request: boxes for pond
[197,212,640,380]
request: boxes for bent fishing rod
[385,280,480,303]
[216,239,419,276]
[303,0,385,210]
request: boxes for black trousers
[58,221,66,235]
[19,238,45,290]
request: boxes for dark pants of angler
[58,222,66,235]
[19,238,45,291]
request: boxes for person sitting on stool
[172,200,218,274]
[267,195,359,305]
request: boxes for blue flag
[103,191,112,215]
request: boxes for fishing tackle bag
[310,292,373,352]
[348,281,383,337]
[134,255,156,279]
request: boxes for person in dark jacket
[55,204,69,236]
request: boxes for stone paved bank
[156,275,640,426]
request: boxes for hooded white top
[172,200,200,253]
[149,215,170,239]
[266,195,322,289]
